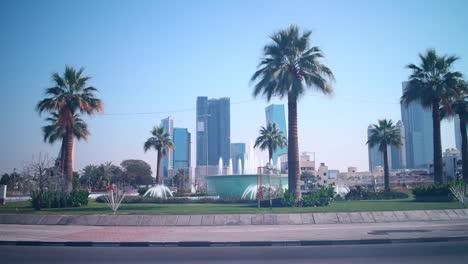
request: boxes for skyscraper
[161,116,174,178]
[265,104,287,164]
[401,82,434,169]
[173,128,191,170]
[196,97,231,168]
[390,120,407,170]
[230,143,246,174]
[455,116,467,151]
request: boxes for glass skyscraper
[265,104,287,164]
[455,116,467,152]
[401,82,434,169]
[390,120,406,170]
[173,128,191,170]
[161,116,173,178]
[196,97,231,167]
[230,143,246,174]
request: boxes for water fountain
[218,157,223,175]
[144,184,173,199]
[228,158,233,175]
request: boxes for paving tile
[359,212,376,223]
[393,211,409,222]
[424,210,451,221]
[176,215,191,226]
[263,214,277,225]
[336,213,352,224]
[214,215,228,225]
[443,209,461,220]
[188,215,202,226]
[300,213,314,224]
[39,215,64,225]
[288,214,302,225]
[163,215,178,226]
[348,212,364,223]
[118,215,141,226]
[313,213,338,224]
[276,214,290,225]
[251,214,264,225]
[404,210,430,221]
[225,215,240,225]
[201,215,215,226]
[239,214,253,225]
[371,211,397,223]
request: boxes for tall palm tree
[441,80,468,181]
[143,125,174,185]
[251,25,335,202]
[401,49,462,184]
[42,112,90,176]
[37,66,102,192]
[254,122,287,163]
[367,119,403,192]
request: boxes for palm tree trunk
[156,150,162,185]
[432,101,444,184]
[64,129,74,192]
[268,146,273,164]
[383,147,390,192]
[460,111,468,182]
[60,137,66,176]
[288,94,301,204]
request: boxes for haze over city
[1,0,467,174]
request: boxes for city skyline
[1,0,467,175]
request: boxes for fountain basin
[206,174,288,199]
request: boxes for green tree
[42,112,89,176]
[251,25,335,202]
[441,80,468,181]
[254,122,287,162]
[367,119,403,192]
[143,125,174,185]
[401,49,462,184]
[120,159,153,186]
[36,66,102,192]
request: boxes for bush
[412,184,454,202]
[280,190,296,207]
[31,190,89,210]
[345,186,409,200]
[138,187,148,196]
[302,186,335,207]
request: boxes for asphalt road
[2,241,468,264]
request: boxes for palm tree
[42,112,90,176]
[143,125,174,185]
[441,80,468,181]
[251,25,335,202]
[367,119,403,192]
[401,49,462,184]
[37,66,102,192]
[254,122,287,163]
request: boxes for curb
[1,236,467,247]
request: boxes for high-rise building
[230,143,246,174]
[161,116,174,178]
[455,116,467,151]
[265,104,287,164]
[196,97,231,179]
[173,128,191,170]
[367,124,391,172]
[401,82,434,168]
[390,120,407,169]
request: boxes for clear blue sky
[1,0,467,174]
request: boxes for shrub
[302,186,335,207]
[280,190,296,207]
[412,184,454,202]
[138,187,148,196]
[345,186,409,200]
[31,190,89,210]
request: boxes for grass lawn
[0,198,463,215]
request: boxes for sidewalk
[1,209,468,226]
[1,220,468,246]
